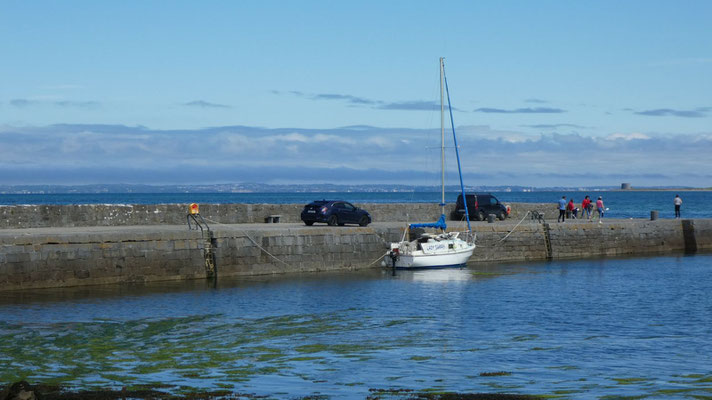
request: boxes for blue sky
[1,1,711,187]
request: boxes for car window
[333,202,343,209]
[343,203,355,211]
[490,197,498,205]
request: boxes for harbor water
[1,254,711,399]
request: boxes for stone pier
[1,203,710,291]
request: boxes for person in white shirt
[674,195,682,218]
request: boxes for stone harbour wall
[0,202,552,229]
[1,218,711,291]
[0,225,396,291]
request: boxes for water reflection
[0,269,386,307]
[405,268,473,283]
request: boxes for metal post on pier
[186,203,217,280]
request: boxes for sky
[1,1,711,187]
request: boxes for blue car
[300,200,372,226]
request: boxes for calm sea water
[0,190,710,219]
[1,254,711,399]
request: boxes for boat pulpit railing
[466,230,476,245]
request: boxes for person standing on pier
[674,194,682,218]
[582,196,592,220]
[558,196,567,222]
[593,196,604,224]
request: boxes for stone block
[5,253,28,263]
[173,240,189,250]
[74,269,90,279]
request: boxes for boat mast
[443,59,472,233]
[440,57,445,219]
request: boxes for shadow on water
[0,268,387,306]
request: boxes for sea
[1,254,711,399]
[0,190,710,219]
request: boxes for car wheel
[476,210,485,221]
[359,216,369,227]
[497,211,506,220]
[304,221,314,226]
[327,215,338,226]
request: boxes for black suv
[452,193,509,221]
[300,200,372,226]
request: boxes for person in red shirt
[567,199,576,219]
[581,196,591,220]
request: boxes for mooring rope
[202,217,295,269]
[479,211,532,262]
[202,217,392,270]
[201,215,535,270]
[368,251,391,268]
[497,210,531,243]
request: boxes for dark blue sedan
[300,200,372,226]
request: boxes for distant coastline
[1,183,710,195]
[618,188,712,192]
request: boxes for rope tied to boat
[202,217,295,269]
[202,217,391,271]
[479,210,532,262]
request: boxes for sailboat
[386,58,475,269]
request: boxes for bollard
[487,214,496,223]
[651,210,659,221]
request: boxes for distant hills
[1,183,705,194]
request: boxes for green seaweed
[295,344,329,353]
[677,373,706,379]
[511,334,539,342]
[552,389,584,395]
[288,356,324,362]
[481,381,523,390]
[479,371,511,377]
[384,320,410,327]
[654,388,712,395]
[409,356,431,361]
[612,377,648,385]
[547,365,579,370]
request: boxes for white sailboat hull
[387,235,475,269]
[395,246,475,269]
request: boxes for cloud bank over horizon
[1,123,711,187]
[633,108,711,118]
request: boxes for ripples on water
[1,254,712,399]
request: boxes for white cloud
[605,132,651,141]
[0,124,711,186]
[276,132,310,143]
